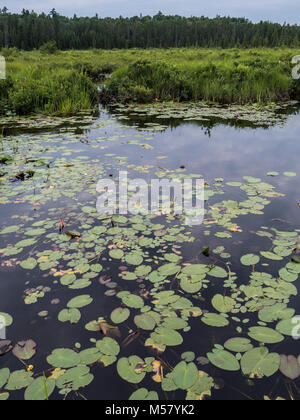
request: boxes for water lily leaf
[58,308,81,324]
[278,268,298,283]
[241,347,280,378]
[181,352,195,362]
[13,340,37,360]
[79,348,102,365]
[47,348,80,368]
[208,266,228,278]
[158,263,181,276]
[20,258,37,270]
[276,318,297,337]
[224,338,253,353]
[0,368,10,389]
[279,355,300,380]
[56,366,94,391]
[181,264,208,276]
[240,254,260,266]
[202,313,229,327]
[67,295,93,309]
[122,294,144,309]
[5,370,34,391]
[110,307,130,324]
[172,361,199,390]
[162,317,188,330]
[125,252,143,266]
[96,337,120,356]
[129,388,159,400]
[134,314,156,331]
[151,327,183,346]
[24,377,55,401]
[117,356,146,384]
[283,172,296,177]
[212,294,235,313]
[260,251,283,261]
[0,340,13,356]
[109,249,124,259]
[186,371,214,400]
[207,349,240,372]
[248,327,284,344]
[258,304,295,323]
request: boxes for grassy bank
[0,48,300,115]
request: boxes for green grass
[0,48,299,115]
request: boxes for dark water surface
[0,105,300,401]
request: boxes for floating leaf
[117,356,146,384]
[224,338,253,353]
[13,340,37,360]
[134,314,156,331]
[20,258,37,270]
[172,361,199,390]
[240,254,260,266]
[207,349,240,372]
[279,355,300,380]
[241,347,280,378]
[248,327,284,344]
[212,294,235,313]
[24,377,55,401]
[202,313,229,327]
[129,388,159,400]
[67,295,93,309]
[47,348,80,368]
[110,307,130,324]
[5,370,34,391]
[58,308,81,324]
[0,368,10,389]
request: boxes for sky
[2,0,300,25]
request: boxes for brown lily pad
[279,355,300,380]
[0,340,13,356]
[12,340,37,360]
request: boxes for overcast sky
[2,0,300,24]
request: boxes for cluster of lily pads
[0,108,299,400]
[110,101,299,128]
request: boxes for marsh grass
[0,48,299,114]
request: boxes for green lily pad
[248,327,284,344]
[172,361,199,390]
[129,388,159,400]
[207,349,240,372]
[240,254,260,266]
[67,295,93,309]
[212,294,235,313]
[241,347,280,378]
[110,307,130,324]
[25,377,55,401]
[117,356,146,384]
[134,314,156,331]
[47,348,80,368]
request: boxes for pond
[0,103,299,401]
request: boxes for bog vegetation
[0,48,300,115]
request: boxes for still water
[0,105,299,400]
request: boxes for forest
[1,8,300,50]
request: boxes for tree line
[1,8,300,50]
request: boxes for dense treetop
[1,8,300,50]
